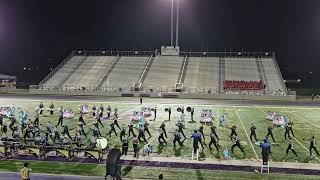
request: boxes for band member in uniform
[309,136,320,156]
[229,125,237,140]
[288,120,295,137]
[92,105,97,117]
[286,139,298,156]
[49,103,54,115]
[154,107,157,120]
[173,129,183,147]
[52,126,60,143]
[0,114,3,128]
[128,122,135,137]
[160,122,167,138]
[231,136,245,155]
[210,125,219,141]
[96,116,104,128]
[158,128,167,145]
[114,118,121,130]
[77,121,87,138]
[78,112,86,125]
[89,135,97,149]
[39,102,44,115]
[1,123,7,135]
[122,138,129,156]
[114,107,118,118]
[199,124,205,140]
[144,122,151,139]
[266,125,276,143]
[168,107,171,121]
[133,136,139,158]
[191,107,194,121]
[250,124,258,142]
[107,105,112,118]
[177,122,186,139]
[120,127,126,142]
[57,108,64,127]
[109,121,117,137]
[140,97,142,105]
[34,111,40,128]
[284,123,291,140]
[62,123,72,140]
[99,104,104,118]
[138,124,147,143]
[209,130,219,151]
[93,120,102,137]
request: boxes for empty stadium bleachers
[142,55,184,91]
[43,56,86,87]
[62,56,115,89]
[39,51,288,96]
[183,57,219,92]
[101,56,149,89]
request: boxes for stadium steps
[58,55,88,88]
[272,56,287,91]
[134,54,155,90]
[256,57,269,91]
[96,55,121,89]
[39,52,74,86]
[219,57,225,92]
[177,55,189,84]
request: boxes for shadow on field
[122,166,133,176]
[157,144,165,154]
[173,146,182,156]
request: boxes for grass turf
[1,99,320,178]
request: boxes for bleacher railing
[39,51,75,85]
[29,84,294,97]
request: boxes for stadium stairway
[103,56,150,90]
[43,56,87,88]
[133,54,155,90]
[175,55,189,91]
[96,55,121,89]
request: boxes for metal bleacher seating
[142,55,184,91]
[101,56,149,89]
[183,57,220,92]
[62,56,115,89]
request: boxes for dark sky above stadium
[0,0,319,84]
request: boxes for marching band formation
[0,102,319,162]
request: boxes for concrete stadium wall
[29,89,296,101]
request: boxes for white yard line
[282,107,320,129]
[233,106,259,159]
[256,105,320,162]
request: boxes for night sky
[0,0,319,85]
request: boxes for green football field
[1,97,320,179]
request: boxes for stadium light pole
[171,0,174,46]
[175,0,179,47]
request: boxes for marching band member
[160,122,167,138]
[210,125,219,141]
[229,124,238,140]
[107,105,111,118]
[62,123,72,140]
[108,121,117,137]
[89,135,97,149]
[266,125,276,143]
[286,139,298,156]
[34,111,40,128]
[158,128,167,145]
[39,102,44,115]
[122,137,129,156]
[199,124,205,140]
[128,122,135,137]
[120,127,126,142]
[99,104,104,118]
[138,124,147,143]
[52,126,60,143]
[92,105,97,117]
[288,120,295,137]
[114,107,118,118]
[49,102,54,115]
[309,136,320,156]
[154,107,157,120]
[144,122,151,139]
[114,118,121,130]
[284,123,291,140]
[173,129,182,147]
[93,120,102,137]
[96,116,104,128]
[57,107,64,127]
[209,130,219,151]
[78,112,86,125]
[177,122,186,139]
[250,124,258,142]
[231,136,245,155]
[133,135,139,158]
